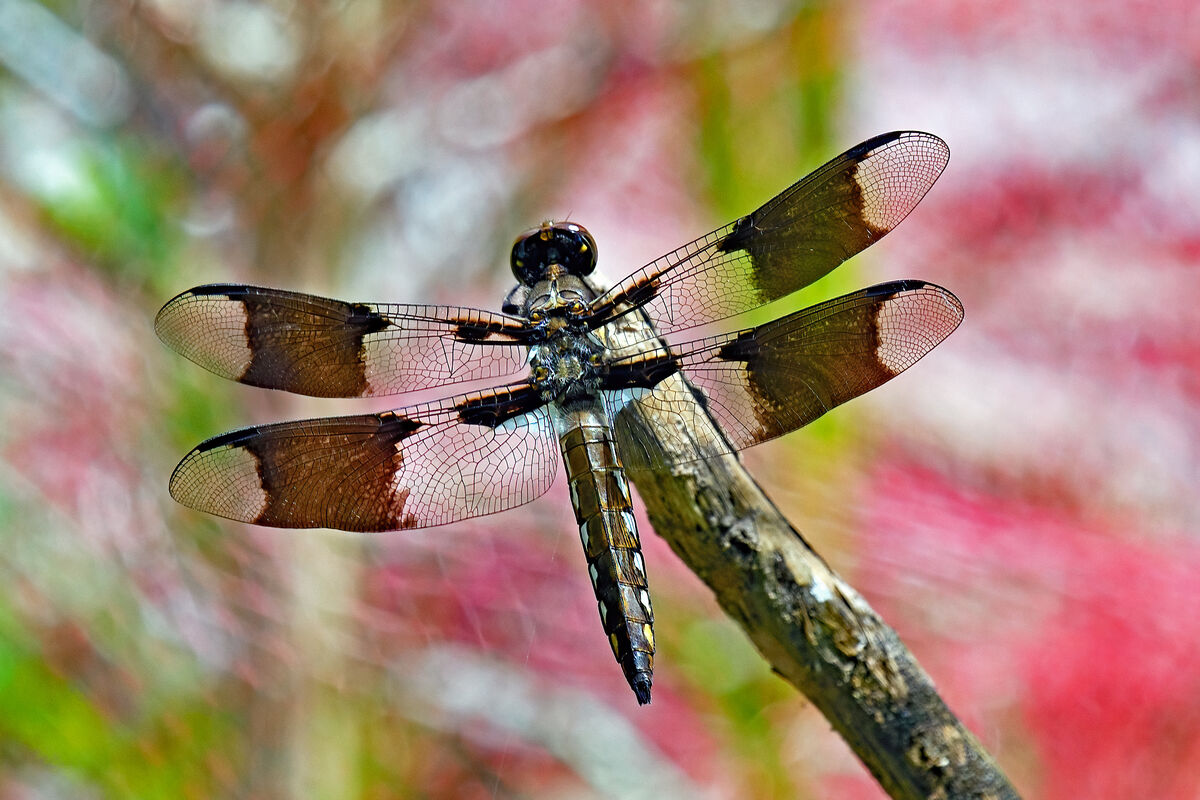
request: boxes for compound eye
[511,222,597,281]
[565,225,598,277]
[510,226,548,284]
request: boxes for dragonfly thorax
[528,329,604,402]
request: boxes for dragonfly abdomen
[557,405,655,704]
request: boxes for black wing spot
[348,303,392,335]
[623,277,661,308]
[842,130,904,161]
[195,426,263,452]
[455,386,545,428]
[454,323,491,342]
[716,215,755,253]
[180,283,252,300]
[601,355,680,391]
[715,330,759,362]
[378,412,426,440]
[865,278,926,298]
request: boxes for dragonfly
[156,131,963,705]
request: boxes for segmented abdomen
[556,403,655,704]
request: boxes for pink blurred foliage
[923,159,1200,420]
[864,0,1200,64]
[855,460,1200,799]
[0,263,153,543]
[409,0,593,77]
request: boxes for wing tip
[167,427,271,526]
[871,281,965,376]
[155,283,250,321]
[855,130,949,163]
[868,280,964,320]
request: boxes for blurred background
[1,1,1198,798]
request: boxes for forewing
[605,281,963,470]
[590,132,949,335]
[155,284,531,398]
[168,383,557,531]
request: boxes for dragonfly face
[155,131,964,705]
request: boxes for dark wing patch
[168,383,557,531]
[600,352,681,391]
[608,281,963,469]
[155,284,532,398]
[454,383,547,428]
[588,132,949,336]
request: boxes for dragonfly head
[511,221,597,285]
